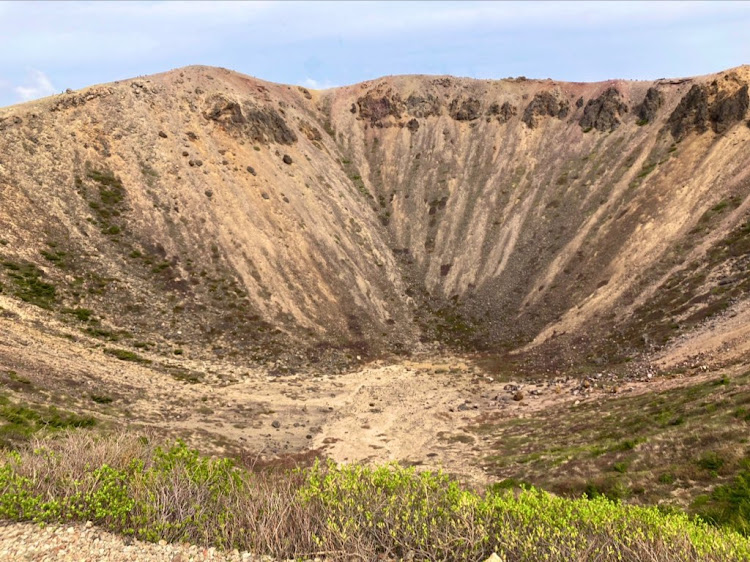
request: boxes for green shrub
[698,462,750,536]
[659,472,677,485]
[104,349,150,364]
[1,261,56,309]
[699,452,725,471]
[0,434,747,560]
[62,307,94,322]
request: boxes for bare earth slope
[1,65,749,372]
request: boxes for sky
[1,1,749,107]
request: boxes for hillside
[1,64,750,559]
[1,65,749,375]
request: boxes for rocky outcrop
[710,84,749,133]
[356,91,404,123]
[634,87,663,124]
[449,97,481,121]
[667,84,710,139]
[487,101,517,123]
[406,94,441,118]
[522,91,569,128]
[203,95,297,144]
[579,88,628,132]
[667,80,749,140]
[50,87,114,113]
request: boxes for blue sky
[1,1,749,107]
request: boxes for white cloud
[14,69,56,101]
[302,78,338,90]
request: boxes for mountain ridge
[1,64,749,373]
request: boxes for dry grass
[1,431,749,561]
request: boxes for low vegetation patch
[0,398,95,448]
[472,370,750,531]
[0,433,748,561]
[0,260,57,309]
[104,348,151,364]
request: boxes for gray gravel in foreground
[0,521,320,562]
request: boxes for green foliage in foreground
[697,460,750,538]
[0,434,748,561]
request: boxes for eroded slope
[1,65,749,370]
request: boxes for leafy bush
[699,452,725,471]
[0,433,748,560]
[698,462,750,536]
[62,307,94,322]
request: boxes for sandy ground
[3,294,740,489]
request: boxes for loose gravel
[0,521,316,562]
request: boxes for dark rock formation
[488,101,517,124]
[667,81,749,139]
[406,118,420,132]
[50,87,114,113]
[356,91,404,123]
[300,121,322,142]
[710,84,749,133]
[579,88,628,132]
[575,97,584,109]
[634,87,664,124]
[203,96,297,145]
[522,91,570,128]
[406,94,441,118]
[449,97,481,121]
[667,85,710,139]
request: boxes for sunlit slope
[1,65,748,366]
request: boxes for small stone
[158,131,168,138]
[513,391,524,401]
[246,166,256,175]
[261,192,270,200]
[282,154,293,165]
[271,420,281,429]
